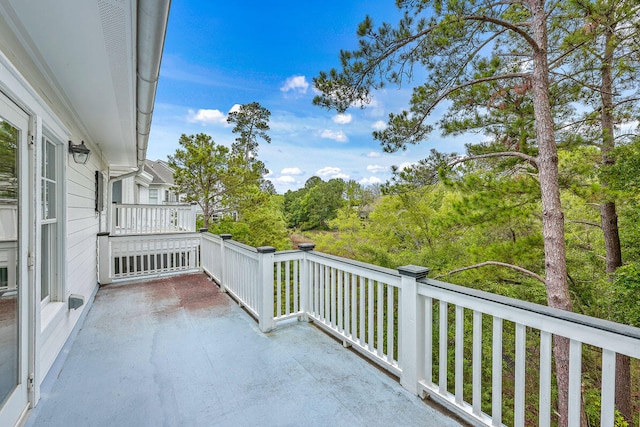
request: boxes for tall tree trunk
[600,17,631,424]
[529,2,574,425]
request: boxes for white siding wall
[39,133,106,381]
[0,29,109,401]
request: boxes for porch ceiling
[0,1,168,167]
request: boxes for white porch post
[189,203,197,231]
[398,265,430,395]
[258,246,276,332]
[97,232,111,285]
[298,243,315,322]
[219,234,232,293]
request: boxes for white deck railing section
[304,251,402,374]
[111,203,196,235]
[98,232,200,281]
[97,229,640,427]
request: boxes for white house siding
[0,22,108,414]
[39,154,106,380]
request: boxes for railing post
[190,203,197,231]
[198,228,208,273]
[257,246,276,333]
[97,232,111,285]
[219,234,232,293]
[398,265,430,396]
[298,243,315,322]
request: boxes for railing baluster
[314,262,320,316]
[377,280,384,358]
[320,265,326,321]
[337,269,343,333]
[514,323,526,427]
[601,349,616,427]
[455,305,464,405]
[492,317,503,426]
[386,285,395,363]
[359,275,365,347]
[424,296,433,384]
[438,300,448,395]
[293,260,299,313]
[368,278,374,351]
[472,310,482,416]
[331,267,337,326]
[276,261,282,317]
[568,339,582,427]
[285,260,291,316]
[350,273,356,340]
[539,331,552,426]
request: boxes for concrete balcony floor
[26,273,462,427]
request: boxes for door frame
[0,89,32,427]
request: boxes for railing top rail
[108,232,201,241]
[422,277,640,342]
[201,232,221,243]
[273,250,304,262]
[113,203,193,209]
[306,250,400,282]
[225,239,259,254]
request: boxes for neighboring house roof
[144,159,175,185]
[0,0,171,168]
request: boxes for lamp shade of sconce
[68,140,91,164]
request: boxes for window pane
[0,117,19,405]
[46,181,56,220]
[41,223,55,301]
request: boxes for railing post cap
[298,243,315,252]
[257,246,276,254]
[398,265,430,279]
[199,228,208,233]
[220,234,233,240]
[97,231,110,237]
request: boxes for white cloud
[229,104,242,114]
[280,167,303,175]
[333,113,352,124]
[366,165,387,174]
[360,176,382,185]
[371,120,387,130]
[269,176,297,184]
[187,108,228,125]
[316,166,349,180]
[319,129,348,142]
[367,152,381,158]
[280,75,309,94]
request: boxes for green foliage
[169,133,238,227]
[283,176,346,230]
[210,195,290,250]
[227,102,271,169]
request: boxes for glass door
[0,91,30,425]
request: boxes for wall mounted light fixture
[68,140,91,164]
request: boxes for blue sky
[147,1,467,193]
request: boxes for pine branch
[434,261,546,284]
[464,15,539,52]
[567,219,602,229]
[449,151,538,168]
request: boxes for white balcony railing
[98,230,640,426]
[110,203,196,235]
